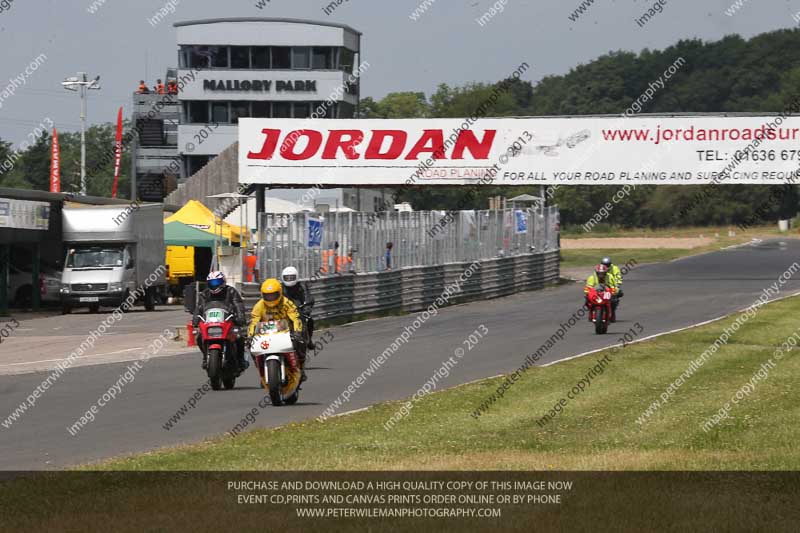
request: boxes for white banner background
[238,116,800,186]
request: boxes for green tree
[16,132,51,191]
[364,92,430,118]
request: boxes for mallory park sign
[203,79,317,93]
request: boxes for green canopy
[164,221,218,248]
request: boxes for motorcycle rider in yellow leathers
[249,278,308,382]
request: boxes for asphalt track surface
[1,238,798,470]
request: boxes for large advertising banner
[238,116,800,186]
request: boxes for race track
[1,238,798,470]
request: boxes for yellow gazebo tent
[164,200,244,244]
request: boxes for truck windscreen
[66,248,124,268]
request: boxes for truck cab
[59,204,166,314]
[60,244,135,313]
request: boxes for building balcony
[132,93,181,120]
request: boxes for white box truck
[59,203,166,314]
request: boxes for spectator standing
[384,242,393,270]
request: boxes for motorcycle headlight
[596,297,603,304]
[207,326,224,337]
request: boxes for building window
[272,47,291,69]
[179,45,350,71]
[310,101,330,119]
[252,101,271,118]
[293,102,311,118]
[273,102,291,118]
[187,101,209,123]
[209,46,229,68]
[231,46,250,69]
[292,47,311,69]
[211,102,229,123]
[185,155,211,177]
[252,46,270,69]
[339,48,355,73]
[312,47,334,69]
[311,102,336,118]
[231,101,250,124]
[338,102,355,118]
[183,46,210,69]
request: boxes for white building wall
[176,20,358,48]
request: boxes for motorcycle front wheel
[595,307,606,335]
[208,348,223,390]
[266,358,283,406]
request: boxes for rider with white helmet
[192,270,248,371]
[281,266,315,358]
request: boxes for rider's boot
[236,340,249,374]
[201,348,208,370]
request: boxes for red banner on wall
[111,107,123,198]
[49,128,60,193]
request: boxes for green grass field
[559,248,694,269]
[559,223,793,239]
[94,294,800,471]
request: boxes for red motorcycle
[198,305,242,390]
[586,284,615,334]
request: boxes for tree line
[0,122,131,198]
[360,29,800,228]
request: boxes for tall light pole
[62,72,101,196]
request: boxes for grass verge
[560,248,693,269]
[560,223,794,239]
[96,295,800,471]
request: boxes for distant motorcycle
[249,319,301,406]
[197,305,242,390]
[586,284,615,335]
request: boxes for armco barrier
[241,251,560,322]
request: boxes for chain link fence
[256,206,560,281]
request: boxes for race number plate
[206,309,225,322]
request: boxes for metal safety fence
[241,250,560,322]
[255,206,560,281]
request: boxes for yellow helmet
[260,278,282,308]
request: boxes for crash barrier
[240,251,559,321]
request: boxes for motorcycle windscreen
[205,308,227,323]
[251,321,294,354]
[255,319,289,334]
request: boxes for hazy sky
[0,0,798,145]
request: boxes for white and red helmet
[207,271,226,294]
